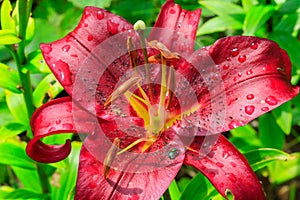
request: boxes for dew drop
[169,8,176,14]
[246,94,254,100]
[107,20,119,35]
[238,55,246,63]
[87,35,94,41]
[216,162,224,168]
[228,121,242,129]
[62,123,73,130]
[245,105,255,115]
[208,172,216,178]
[261,107,269,112]
[222,151,230,159]
[41,45,52,54]
[52,60,72,86]
[168,148,179,160]
[246,69,253,75]
[62,44,70,52]
[250,42,258,49]
[96,11,104,20]
[226,57,231,61]
[48,127,56,132]
[71,54,78,57]
[237,72,242,77]
[226,173,237,182]
[55,118,61,125]
[265,95,278,105]
[231,48,239,57]
[230,162,237,168]
[223,64,229,70]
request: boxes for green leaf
[168,180,180,200]
[199,0,244,16]
[274,13,299,33]
[278,0,300,14]
[25,51,50,73]
[11,166,42,192]
[1,0,16,30]
[67,0,112,9]
[0,140,36,169]
[6,91,29,125]
[0,122,27,141]
[0,63,21,93]
[268,152,300,184]
[33,73,63,107]
[272,101,293,135]
[0,29,21,44]
[197,15,244,35]
[0,101,14,126]
[1,188,46,199]
[51,142,81,200]
[180,173,223,200]
[230,124,262,153]
[244,148,295,171]
[258,113,285,149]
[243,5,275,35]
[241,0,258,11]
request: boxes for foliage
[0,0,299,199]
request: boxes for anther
[104,138,120,179]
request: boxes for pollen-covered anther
[148,40,180,59]
[104,76,142,107]
[103,138,120,179]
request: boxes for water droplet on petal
[216,162,224,168]
[228,121,242,129]
[231,48,239,57]
[265,95,278,105]
[169,8,176,14]
[246,69,253,75]
[96,11,104,20]
[208,172,216,178]
[62,123,73,130]
[246,94,254,100]
[55,118,61,124]
[62,44,70,52]
[226,173,237,182]
[238,55,246,63]
[107,20,119,35]
[52,60,72,86]
[237,72,242,77]
[168,148,179,160]
[245,105,255,115]
[223,64,229,70]
[230,162,237,168]
[87,35,94,41]
[250,42,258,49]
[48,127,56,132]
[261,107,269,112]
[41,45,52,54]
[222,151,230,159]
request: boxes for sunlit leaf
[241,0,258,11]
[11,166,42,192]
[0,30,21,45]
[0,122,27,141]
[272,101,293,135]
[0,63,21,93]
[244,148,295,171]
[5,91,29,125]
[67,0,112,9]
[0,0,16,30]
[243,5,275,35]
[168,180,180,200]
[199,0,244,16]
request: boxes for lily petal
[188,36,299,133]
[149,0,201,56]
[75,133,184,200]
[26,97,96,163]
[40,6,133,96]
[184,135,265,200]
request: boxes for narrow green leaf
[274,14,298,33]
[272,101,293,135]
[0,63,21,93]
[168,180,181,200]
[241,0,258,11]
[1,0,16,30]
[6,91,29,125]
[33,73,63,107]
[67,0,112,8]
[25,51,50,73]
[2,188,46,199]
[0,122,27,141]
[0,101,14,126]
[243,5,275,35]
[268,152,300,184]
[199,0,244,16]
[244,148,295,171]
[0,186,14,199]
[0,29,21,44]
[51,142,82,200]
[278,0,300,14]
[197,15,244,35]
[258,113,285,149]
[0,140,36,169]
[11,166,42,192]
[180,173,207,200]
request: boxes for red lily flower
[26,0,299,199]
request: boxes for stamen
[104,138,120,179]
[166,66,176,109]
[104,76,142,107]
[159,55,167,108]
[148,40,179,59]
[127,37,137,68]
